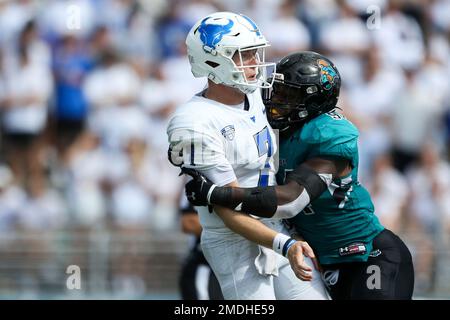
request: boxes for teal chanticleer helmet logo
[318,59,339,90]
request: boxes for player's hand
[182,167,216,206]
[287,241,320,281]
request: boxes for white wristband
[206,184,217,204]
[273,233,297,257]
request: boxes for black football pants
[323,229,414,300]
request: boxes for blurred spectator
[243,0,285,28]
[63,130,108,229]
[0,0,35,47]
[177,0,222,27]
[389,61,448,173]
[140,66,179,151]
[16,178,68,232]
[405,143,450,292]
[446,110,450,160]
[368,153,408,234]
[430,0,450,32]
[155,2,193,59]
[0,164,24,232]
[99,0,138,34]
[84,47,146,150]
[127,135,181,231]
[110,138,154,230]
[1,21,53,188]
[427,31,450,73]
[89,26,113,62]
[0,47,5,140]
[262,0,311,61]
[52,34,93,161]
[98,0,156,76]
[88,100,149,152]
[117,3,156,76]
[39,0,95,41]
[83,48,141,111]
[318,0,371,88]
[344,46,405,180]
[159,44,207,107]
[406,143,450,236]
[372,0,425,71]
[297,0,338,49]
[18,19,50,67]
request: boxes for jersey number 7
[253,126,273,187]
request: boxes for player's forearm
[208,164,331,219]
[210,183,302,217]
[214,205,278,249]
[183,163,332,219]
[214,205,302,258]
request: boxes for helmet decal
[318,59,339,90]
[240,14,261,36]
[198,17,234,51]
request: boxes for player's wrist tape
[273,233,297,257]
[206,184,217,204]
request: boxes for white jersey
[167,89,278,232]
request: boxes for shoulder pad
[300,112,359,160]
[301,112,359,145]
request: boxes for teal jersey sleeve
[300,111,359,165]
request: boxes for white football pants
[201,226,330,300]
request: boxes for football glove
[181,167,216,207]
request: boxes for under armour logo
[190,192,196,201]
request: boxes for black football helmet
[262,51,341,131]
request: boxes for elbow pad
[286,164,332,198]
[211,186,278,218]
[239,186,278,217]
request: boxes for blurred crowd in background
[0,0,449,298]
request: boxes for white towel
[254,245,279,276]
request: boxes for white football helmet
[186,12,275,94]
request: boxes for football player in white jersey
[167,12,328,300]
